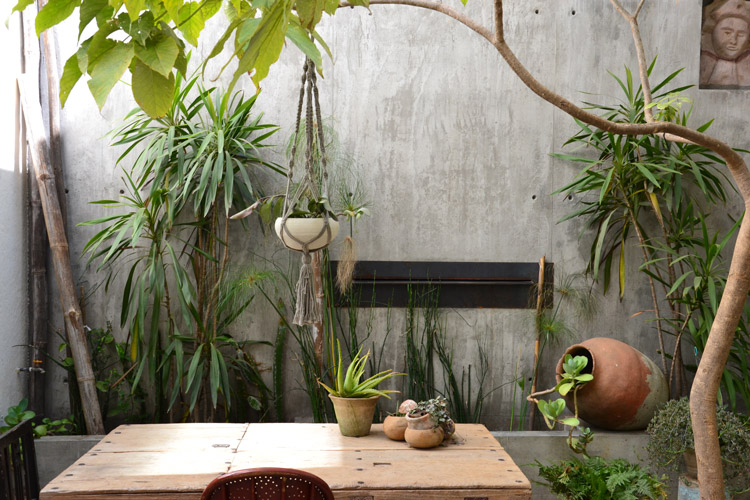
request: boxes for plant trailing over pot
[646,397,750,495]
[317,340,403,436]
[404,396,456,448]
[534,456,667,500]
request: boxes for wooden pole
[312,250,325,372]
[17,73,105,435]
[526,256,545,430]
[19,7,49,416]
[37,0,68,231]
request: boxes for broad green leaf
[81,32,115,72]
[135,34,178,77]
[204,18,243,64]
[163,0,183,20]
[132,58,175,118]
[128,11,155,45]
[235,17,261,49]
[87,41,134,110]
[230,1,288,91]
[124,0,145,20]
[323,0,337,14]
[346,0,368,6]
[60,52,83,107]
[12,0,35,14]
[561,417,580,427]
[36,0,81,36]
[286,23,322,71]
[296,0,324,29]
[177,1,205,46]
[558,381,574,396]
[79,0,108,36]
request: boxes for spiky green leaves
[317,341,403,398]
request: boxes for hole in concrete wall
[567,195,573,201]
[571,9,576,15]
[119,189,124,194]
[534,8,539,14]
[531,194,537,200]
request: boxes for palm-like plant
[554,61,732,398]
[80,70,280,421]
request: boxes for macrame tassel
[293,251,320,326]
[336,236,357,293]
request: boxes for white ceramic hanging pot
[275,217,339,252]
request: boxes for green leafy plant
[646,397,750,495]
[80,71,279,422]
[529,354,594,455]
[553,61,732,397]
[534,456,667,500]
[1,400,76,438]
[408,396,452,430]
[317,340,402,398]
[0,399,36,434]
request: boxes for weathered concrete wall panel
[42,0,749,430]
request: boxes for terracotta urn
[329,395,379,437]
[556,337,668,430]
[383,415,408,441]
[404,411,444,449]
[274,217,339,252]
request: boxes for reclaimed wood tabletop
[40,423,531,500]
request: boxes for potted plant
[646,397,750,496]
[274,196,340,252]
[383,399,416,441]
[317,341,403,437]
[404,396,455,448]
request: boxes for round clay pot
[556,337,668,430]
[275,217,339,252]
[329,395,379,437]
[383,415,408,441]
[405,411,435,431]
[404,426,444,449]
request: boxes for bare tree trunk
[17,74,105,435]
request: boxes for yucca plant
[80,70,280,422]
[554,60,732,398]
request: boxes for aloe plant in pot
[318,341,403,436]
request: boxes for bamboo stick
[37,0,68,230]
[526,256,545,430]
[17,73,104,435]
[312,250,325,372]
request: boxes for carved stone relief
[700,0,750,88]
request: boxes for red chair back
[201,468,335,500]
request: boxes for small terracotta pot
[404,411,444,448]
[556,337,668,430]
[329,395,379,437]
[404,426,444,449]
[405,411,435,431]
[383,415,408,441]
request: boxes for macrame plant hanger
[279,57,334,326]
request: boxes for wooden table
[41,423,531,500]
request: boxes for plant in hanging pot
[274,196,340,252]
[646,397,750,496]
[317,341,403,437]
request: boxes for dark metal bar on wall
[329,261,554,308]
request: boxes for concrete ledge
[35,435,104,487]
[492,430,677,500]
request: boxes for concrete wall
[0,8,29,415]
[43,0,750,431]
